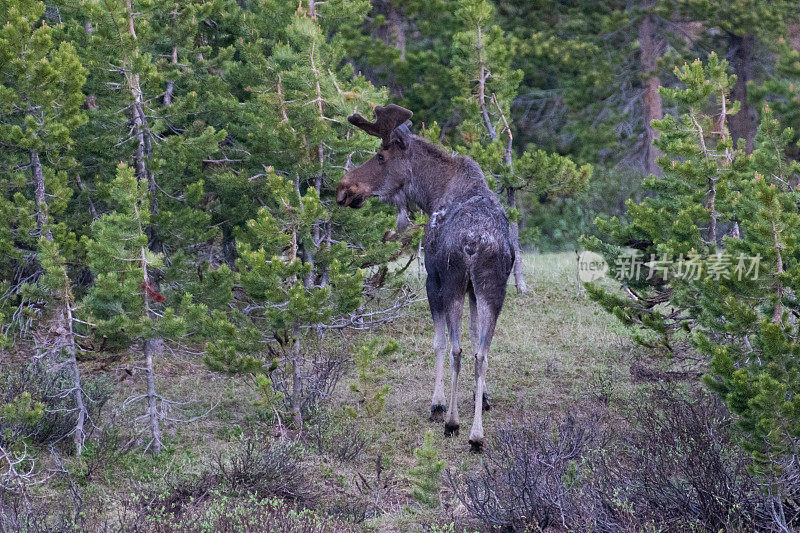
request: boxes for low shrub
[449,387,800,532]
[216,433,312,502]
[0,360,111,450]
[448,415,600,531]
[594,385,781,531]
[305,409,368,463]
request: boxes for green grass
[50,252,637,532]
[351,252,636,530]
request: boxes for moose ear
[391,122,412,150]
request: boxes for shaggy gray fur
[338,106,513,451]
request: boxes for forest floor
[63,252,647,531]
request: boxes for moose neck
[404,137,459,215]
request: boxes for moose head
[336,104,414,210]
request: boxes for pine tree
[83,163,229,453]
[83,163,167,452]
[409,429,445,508]
[0,0,90,455]
[236,171,346,427]
[583,54,742,355]
[346,339,396,419]
[662,0,800,152]
[585,54,800,487]
[751,37,800,161]
[449,0,591,291]
[203,5,407,427]
[700,107,800,479]
[0,0,86,311]
[341,0,462,128]
[494,1,633,160]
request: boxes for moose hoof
[429,404,446,423]
[469,439,484,454]
[444,423,460,437]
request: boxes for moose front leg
[429,314,447,422]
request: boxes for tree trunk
[45,274,88,456]
[125,2,164,454]
[163,81,174,107]
[772,218,784,324]
[305,45,326,287]
[140,220,163,453]
[141,242,162,454]
[638,4,664,176]
[384,2,406,60]
[789,23,800,52]
[125,0,161,253]
[30,149,52,241]
[82,0,97,34]
[144,338,162,454]
[417,239,424,279]
[476,25,497,142]
[222,225,236,268]
[291,324,303,428]
[375,1,406,60]
[492,94,527,293]
[320,224,332,287]
[82,6,100,111]
[65,301,87,456]
[53,263,88,456]
[287,225,303,428]
[729,33,756,153]
[506,188,526,293]
[68,354,86,456]
[163,46,177,106]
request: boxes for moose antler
[348,104,413,146]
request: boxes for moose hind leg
[429,311,447,422]
[469,297,500,453]
[468,285,490,412]
[427,273,448,423]
[444,296,465,437]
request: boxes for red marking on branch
[142,281,165,303]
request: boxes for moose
[337,104,514,451]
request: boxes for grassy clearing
[352,252,636,530]
[51,252,639,531]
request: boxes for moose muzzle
[336,178,367,208]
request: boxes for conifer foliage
[201,4,405,429]
[0,0,90,455]
[585,55,800,490]
[409,429,446,508]
[83,163,208,453]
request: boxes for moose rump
[424,188,514,451]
